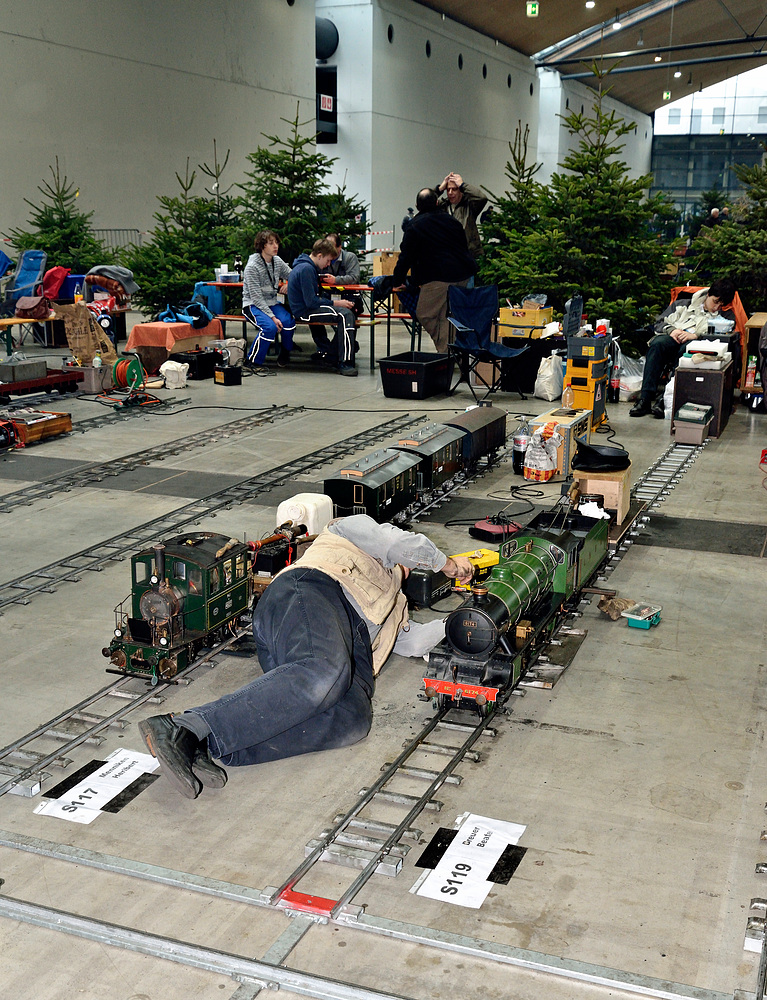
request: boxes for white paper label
[34,749,159,825]
[416,813,526,908]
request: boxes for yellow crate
[498,306,554,340]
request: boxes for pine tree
[124,154,240,317]
[238,103,367,263]
[480,71,675,354]
[5,158,112,272]
[690,148,767,312]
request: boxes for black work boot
[629,397,652,417]
[139,714,202,799]
[192,743,228,789]
[651,398,665,419]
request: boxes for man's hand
[336,299,355,310]
[441,556,474,585]
[323,275,337,286]
[670,328,695,344]
[449,172,464,188]
[273,316,283,333]
[439,174,451,192]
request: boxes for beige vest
[282,530,409,674]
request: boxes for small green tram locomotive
[103,531,253,684]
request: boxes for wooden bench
[217,313,387,371]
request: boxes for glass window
[236,554,245,578]
[210,567,219,594]
[712,107,725,124]
[224,559,233,587]
[668,109,681,124]
[134,561,149,585]
[173,561,186,580]
[189,568,202,594]
[759,107,767,124]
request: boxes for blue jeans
[641,334,685,401]
[243,303,296,365]
[186,569,374,766]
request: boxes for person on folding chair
[288,238,358,377]
[390,188,477,353]
[242,230,296,370]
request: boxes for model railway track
[0,403,303,514]
[0,414,422,613]
[0,626,249,799]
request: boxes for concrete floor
[0,319,766,1000]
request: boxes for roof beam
[535,0,694,65]
[548,35,767,67]
[561,48,767,78]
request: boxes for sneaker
[629,398,652,417]
[138,714,202,799]
[337,364,358,377]
[277,347,290,368]
[192,743,227,789]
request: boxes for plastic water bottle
[512,423,530,476]
[92,353,102,369]
[562,383,575,408]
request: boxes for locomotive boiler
[424,507,609,708]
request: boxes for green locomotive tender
[103,531,253,683]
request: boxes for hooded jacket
[287,253,327,318]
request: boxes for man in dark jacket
[391,187,477,353]
[288,238,358,377]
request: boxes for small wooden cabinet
[672,359,734,438]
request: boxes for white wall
[654,64,767,136]
[0,0,316,236]
[537,68,653,184]
[318,0,539,248]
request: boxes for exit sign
[663,90,671,100]
[526,1,539,16]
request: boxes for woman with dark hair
[242,230,296,369]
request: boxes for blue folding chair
[448,284,529,402]
[1,249,47,318]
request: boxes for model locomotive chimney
[154,544,166,582]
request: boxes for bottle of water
[92,353,102,369]
[562,383,575,408]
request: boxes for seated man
[288,238,358,377]
[242,230,296,369]
[310,233,364,350]
[630,277,737,418]
[139,515,474,799]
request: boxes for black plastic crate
[378,352,453,399]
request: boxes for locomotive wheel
[157,656,177,680]
[109,649,127,669]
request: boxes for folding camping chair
[447,284,529,402]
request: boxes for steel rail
[0,627,247,798]
[0,895,417,1000]
[0,414,420,611]
[0,404,302,514]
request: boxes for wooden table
[1,313,56,355]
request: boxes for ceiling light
[612,19,622,30]
[654,54,662,62]
[585,1,595,7]
[674,70,682,78]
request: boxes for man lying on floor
[140,515,474,799]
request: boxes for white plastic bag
[523,423,563,482]
[220,337,245,366]
[534,355,564,401]
[159,360,189,388]
[663,375,675,419]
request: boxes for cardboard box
[373,251,401,312]
[499,306,554,340]
[574,464,631,524]
[530,406,592,475]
